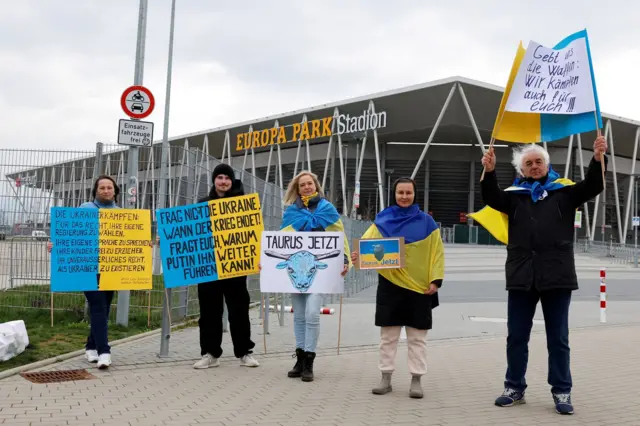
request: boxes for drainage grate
[20,369,97,384]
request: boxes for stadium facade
[7,76,640,244]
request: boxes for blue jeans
[505,289,572,394]
[84,291,114,355]
[290,293,323,352]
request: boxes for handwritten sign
[157,194,264,287]
[50,207,152,292]
[506,37,595,115]
[157,203,218,288]
[355,237,405,270]
[210,194,263,279]
[260,231,344,294]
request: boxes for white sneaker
[193,354,219,369]
[85,350,99,363]
[240,353,260,367]
[97,353,112,369]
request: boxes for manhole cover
[20,369,97,384]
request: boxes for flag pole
[480,111,507,181]
[594,111,605,185]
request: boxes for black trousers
[197,278,255,358]
[505,288,572,394]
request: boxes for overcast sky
[0,0,637,153]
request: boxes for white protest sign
[260,231,344,294]
[506,37,595,115]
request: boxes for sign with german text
[355,237,405,270]
[260,231,344,294]
[506,37,595,115]
[157,194,264,288]
[117,119,154,146]
[49,207,152,292]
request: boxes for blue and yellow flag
[280,197,351,267]
[469,169,574,244]
[362,205,444,294]
[493,30,602,143]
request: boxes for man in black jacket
[481,136,607,415]
[193,164,259,369]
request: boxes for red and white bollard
[268,305,336,315]
[600,267,606,324]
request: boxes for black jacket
[198,179,247,285]
[481,157,606,292]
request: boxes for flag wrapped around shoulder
[493,29,602,143]
[280,197,351,267]
[469,169,575,244]
[362,205,444,294]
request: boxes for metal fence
[576,238,640,267]
[0,144,378,327]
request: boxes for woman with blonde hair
[278,170,350,382]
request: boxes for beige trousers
[379,326,428,376]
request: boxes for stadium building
[7,76,640,244]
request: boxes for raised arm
[480,147,511,214]
[568,136,608,208]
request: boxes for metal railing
[576,238,639,267]
[0,143,381,326]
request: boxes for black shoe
[301,351,316,382]
[287,348,305,378]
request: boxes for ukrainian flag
[494,29,602,143]
[280,198,351,267]
[361,206,444,294]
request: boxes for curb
[0,321,195,381]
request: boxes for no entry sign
[121,85,155,119]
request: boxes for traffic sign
[121,85,155,119]
[117,119,154,147]
[633,216,640,227]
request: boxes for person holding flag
[351,177,444,399]
[478,136,607,415]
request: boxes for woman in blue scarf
[351,177,444,399]
[279,171,349,382]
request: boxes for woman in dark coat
[351,177,445,399]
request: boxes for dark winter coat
[481,157,606,292]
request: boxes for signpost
[116,0,151,327]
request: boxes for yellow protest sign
[98,209,153,291]
[209,193,264,279]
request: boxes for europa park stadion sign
[235,109,388,151]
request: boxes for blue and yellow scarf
[362,205,444,294]
[469,167,575,244]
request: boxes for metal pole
[118,0,148,327]
[158,0,177,357]
[633,176,638,250]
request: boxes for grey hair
[511,144,550,176]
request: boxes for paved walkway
[2,245,639,425]
[1,323,640,425]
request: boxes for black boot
[301,351,316,382]
[287,348,305,378]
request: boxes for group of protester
[57,135,608,416]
